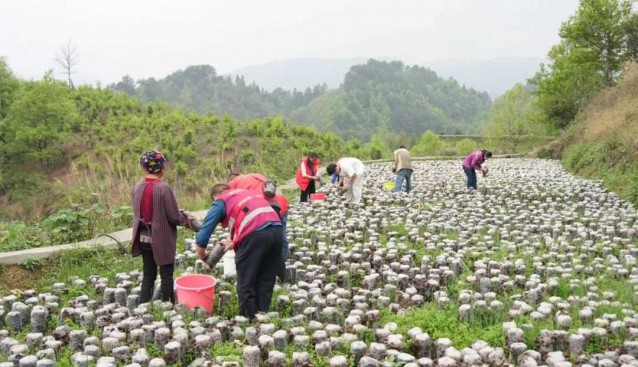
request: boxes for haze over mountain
[426,57,545,98]
[230,57,544,98]
[230,58,368,92]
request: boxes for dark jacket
[131,180,187,266]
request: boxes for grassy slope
[536,62,638,204]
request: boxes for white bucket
[223,250,236,277]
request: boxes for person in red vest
[295,151,321,202]
[227,173,290,260]
[227,173,266,194]
[196,185,283,319]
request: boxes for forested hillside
[291,59,491,140]
[529,0,638,204]
[111,60,491,141]
[539,62,638,203]
[0,59,353,224]
[110,65,328,120]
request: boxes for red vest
[228,173,289,215]
[228,174,289,216]
[295,157,320,191]
[271,194,289,216]
[218,189,281,248]
[228,174,267,193]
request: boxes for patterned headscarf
[140,151,167,174]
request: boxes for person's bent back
[227,173,290,260]
[195,185,283,319]
[462,150,492,190]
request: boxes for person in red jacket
[196,185,283,319]
[295,151,321,202]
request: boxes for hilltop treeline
[111,65,328,120]
[111,60,491,141]
[291,60,491,139]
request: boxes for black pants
[235,226,283,319]
[140,244,175,303]
[300,180,316,202]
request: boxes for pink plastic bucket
[310,192,326,203]
[175,274,217,314]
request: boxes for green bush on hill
[546,62,638,205]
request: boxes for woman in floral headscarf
[131,151,192,303]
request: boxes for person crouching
[195,184,283,319]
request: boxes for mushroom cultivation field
[2,158,638,367]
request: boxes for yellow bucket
[383,182,395,191]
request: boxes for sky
[0,0,580,86]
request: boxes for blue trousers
[392,168,413,193]
[463,166,477,189]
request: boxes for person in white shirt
[326,157,365,204]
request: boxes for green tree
[112,75,137,96]
[562,0,632,86]
[624,12,638,60]
[362,129,391,160]
[531,0,634,128]
[217,114,236,166]
[0,57,20,119]
[455,138,478,156]
[1,72,77,169]
[412,130,446,156]
[485,83,545,152]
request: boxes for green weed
[21,257,42,271]
[379,303,503,348]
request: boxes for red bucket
[309,193,326,203]
[175,274,216,314]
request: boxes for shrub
[622,162,638,204]
[0,221,47,252]
[22,257,42,271]
[42,208,92,244]
[562,144,598,172]
[455,138,478,156]
[412,131,447,156]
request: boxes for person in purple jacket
[462,150,492,190]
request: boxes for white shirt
[337,157,365,178]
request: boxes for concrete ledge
[0,228,133,265]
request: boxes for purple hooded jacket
[463,151,486,170]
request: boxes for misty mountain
[425,57,544,98]
[230,57,544,98]
[110,65,328,120]
[290,59,491,140]
[229,58,368,91]
[110,59,490,141]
